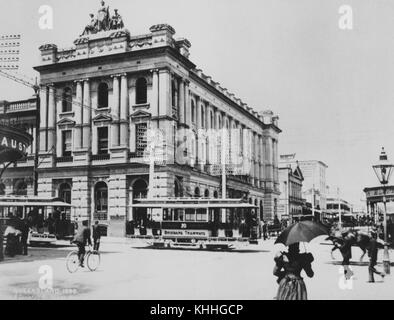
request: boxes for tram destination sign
[162,229,209,238]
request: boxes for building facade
[0,98,37,196]
[280,155,328,212]
[278,162,304,221]
[19,12,282,237]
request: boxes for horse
[327,230,374,262]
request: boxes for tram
[129,197,259,249]
[0,195,74,245]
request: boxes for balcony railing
[5,100,36,113]
[56,156,73,163]
[93,212,108,221]
[91,154,110,161]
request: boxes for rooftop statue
[110,9,124,30]
[80,1,125,36]
[81,14,98,36]
[97,0,110,32]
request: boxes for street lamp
[372,147,394,275]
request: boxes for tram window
[185,209,195,221]
[163,209,171,221]
[196,209,207,221]
[175,209,184,221]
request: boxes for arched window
[62,87,72,113]
[249,198,252,204]
[213,191,218,199]
[14,180,27,196]
[204,189,209,198]
[171,80,178,119]
[194,187,200,198]
[95,181,108,218]
[191,100,196,124]
[135,78,147,104]
[133,179,148,199]
[210,110,214,129]
[171,80,176,107]
[98,82,109,109]
[174,179,184,198]
[59,183,71,204]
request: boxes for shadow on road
[132,246,270,253]
[0,248,113,264]
[326,260,394,267]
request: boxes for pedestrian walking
[367,231,385,283]
[92,221,101,251]
[20,218,30,256]
[339,232,354,279]
[273,243,314,300]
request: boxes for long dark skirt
[276,274,308,300]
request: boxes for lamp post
[372,147,394,275]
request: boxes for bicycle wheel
[66,251,79,273]
[86,251,101,271]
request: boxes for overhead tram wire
[0,69,122,121]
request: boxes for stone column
[184,81,191,127]
[158,69,171,116]
[39,86,48,152]
[92,126,98,155]
[195,96,201,165]
[111,75,120,148]
[259,135,264,187]
[73,80,83,151]
[32,126,36,155]
[82,79,91,150]
[120,74,129,147]
[47,85,56,153]
[179,79,185,124]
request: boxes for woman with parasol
[273,220,329,300]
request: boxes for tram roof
[0,196,72,207]
[132,201,257,209]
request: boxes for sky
[0,0,393,209]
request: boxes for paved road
[0,238,392,300]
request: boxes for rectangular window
[98,127,109,154]
[136,123,148,157]
[196,209,207,221]
[62,130,72,157]
[185,209,195,221]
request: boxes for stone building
[278,162,304,221]
[30,15,281,236]
[280,155,328,212]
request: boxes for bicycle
[66,246,101,273]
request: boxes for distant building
[326,197,353,216]
[278,161,304,221]
[280,155,328,212]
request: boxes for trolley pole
[337,187,342,230]
[33,79,40,196]
[0,219,3,261]
[221,128,227,223]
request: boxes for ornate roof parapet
[175,38,191,59]
[150,24,176,49]
[38,44,58,64]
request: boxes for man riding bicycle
[72,220,92,267]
